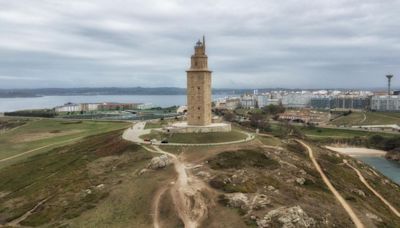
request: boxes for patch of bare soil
[11,130,83,143]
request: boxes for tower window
[198,106,201,110]
[197,86,200,90]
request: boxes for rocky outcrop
[257,206,315,228]
[148,155,171,169]
[224,193,249,209]
[386,151,400,163]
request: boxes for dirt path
[6,198,49,227]
[344,160,400,218]
[296,140,365,228]
[360,112,367,124]
[140,145,208,228]
[152,146,208,228]
[152,186,168,228]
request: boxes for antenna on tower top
[202,35,206,50]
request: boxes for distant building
[257,94,282,108]
[137,103,154,110]
[55,103,82,112]
[331,95,370,111]
[371,96,400,111]
[256,95,269,108]
[311,95,370,111]
[278,109,328,124]
[80,103,100,111]
[281,92,312,108]
[310,96,332,110]
[215,98,241,110]
[98,103,140,111]
[240,94,257,109]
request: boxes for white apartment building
[282,92,312,108]
[371,96,400,111]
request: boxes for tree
[262,104,285,117]
[223,112,236,122]
[250,113,269,130]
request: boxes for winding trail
[6,198,49,227]
[344,160,400,218]
[129,129,209,228]
[151,146,208,228]
[152,186,168,228]
[360,112,367,124]
[296,140,364,228]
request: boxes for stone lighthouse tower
[187,36,212,126]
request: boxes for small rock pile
[148,155,171,169]
[224,193,249,209]
[257,206,315,228]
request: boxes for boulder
[352,189,366,197]
[148,155,171,169]
[253,194,271,210]
[224,193,249,209]
[296,178,306,185]
[257,206,315,228]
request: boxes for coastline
[325,146,386,157]
[326,146,400,185]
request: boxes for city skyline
[1,0,400,89]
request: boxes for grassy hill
[0,118,130,169]
[331,112,400,126]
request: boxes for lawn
[330,112,365,126]
[0,118,130,168]
[144,121,165,129]
[141,129,248,144]
[299,126,393,139]
[331,112,400,126]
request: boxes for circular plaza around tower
[165,121,231,133]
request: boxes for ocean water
[359,156,400,185]
[0,94,228,112]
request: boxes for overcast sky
[0,0,399,89]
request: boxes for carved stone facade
[187,36,212,126]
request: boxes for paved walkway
[296,140,364,228]
[122,121,255,147]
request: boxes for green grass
[0,130,152,226]
[234,108,262,116]
[331,112,400,126]
[0,118,130,168]
[331,112,365,126]
[257,135,282,147]
[297,126,394,140]
[144,121,165,129]
[209,149,280,170]
[141,130,248,144]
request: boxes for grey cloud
[0,0,399,89]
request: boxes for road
[296,140,364,228]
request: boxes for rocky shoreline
[385,151,400,163]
